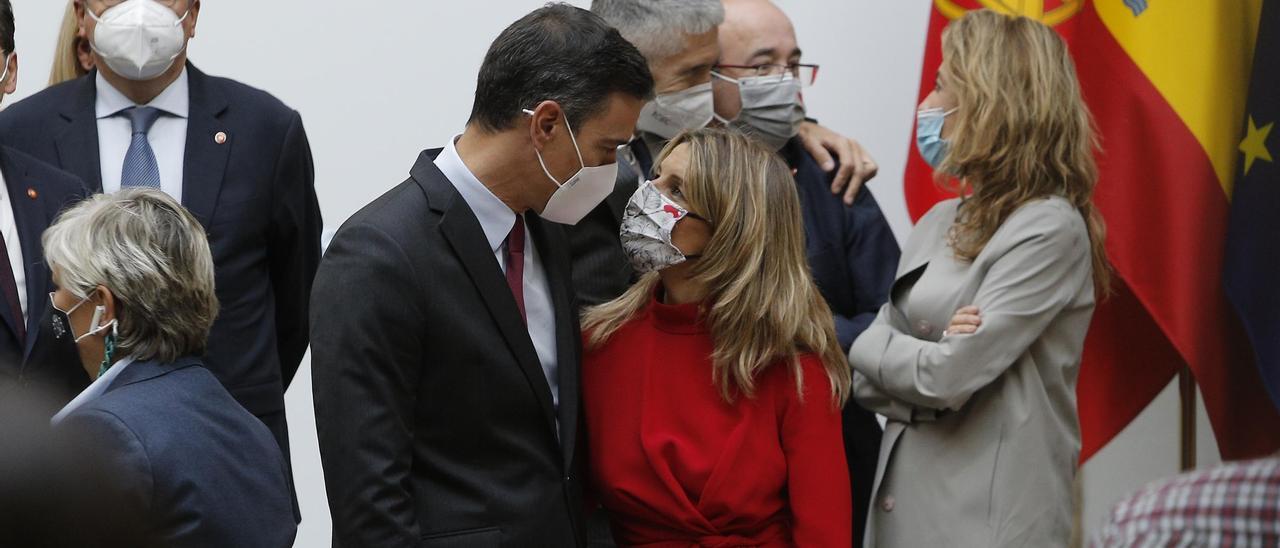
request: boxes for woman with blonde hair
[582,128,852,547]
[849,9,1109,547]
[48,0,92,86]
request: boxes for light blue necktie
[120,106,163,189]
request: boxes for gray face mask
[636,82,715,140]
[713,72,806,151]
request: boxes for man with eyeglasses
[574,0,881,308]
[0,0,320,522]
[713,1,901,546]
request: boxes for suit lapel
[0,149,53,359]
[527,214,579,468]
[415,154,560,440]
[53,74,103,191]
[180,65,231,226]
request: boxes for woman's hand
[944,306,981,337]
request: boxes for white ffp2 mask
[525,109,619,225]
[89,0,190,81]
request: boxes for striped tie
[120,106,163,189]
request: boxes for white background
[7,1,1219,545]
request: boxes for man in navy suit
[0,0,321,468]
[0,0,88,408]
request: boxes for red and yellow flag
[905,0,1280,461]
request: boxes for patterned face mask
[620,180,706,274]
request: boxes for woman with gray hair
[45,188,296,547]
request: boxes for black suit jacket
[0,145,87,406]
[312,150,584,547]
[0,64,322,454]
[566,138,649,306]
[56,357,297,547]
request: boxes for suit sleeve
[833,188,901,350]
[268,110,322,389]
[57,409,154,531]
[311,222,424,548]
[782,356,853,547]
[848,208,1091,412]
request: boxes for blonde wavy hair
[583,128,851,406]
[937,9,1110,293]
[49,1,92,86]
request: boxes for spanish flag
[904,0,1280,462]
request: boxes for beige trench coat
[849,196,1096,547]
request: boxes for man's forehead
[722,0,794,42]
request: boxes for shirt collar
[434,134,517,253]
[50,355,138,425]
[95,67,190,120]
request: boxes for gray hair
[43,188,218,364]
[591,0,725,61]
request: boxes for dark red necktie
[505,216,526,324]
[0,232,25,343]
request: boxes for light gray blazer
[849,196,1096,547]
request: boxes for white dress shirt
[0,167,26,323]
[51,356,136,425]
[434,135,561,413]
[96,69,189,201]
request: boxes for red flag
[904,0,1280,462]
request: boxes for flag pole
[1179,365,1196,471]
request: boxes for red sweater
[583,295,852,547]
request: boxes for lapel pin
[26,188,37,199]
[214,131,228,145]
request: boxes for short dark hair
[469,3,654,132]
[0,0,14,55]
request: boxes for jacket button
[915,320,933,337]
[881,496,895,512]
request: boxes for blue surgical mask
[915,107,957,168]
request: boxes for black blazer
[311,150,584,547]
[55,356,296,547]
[0,64,322,453]
[566,139,647,307]
[0,145,87,406]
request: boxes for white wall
[6,1,1218,546]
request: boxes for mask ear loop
[523,108,587,187]
[74,305,106,344]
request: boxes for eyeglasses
[712,63,819,87]
[94,0,184,7]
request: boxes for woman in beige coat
[848,10,1110,547]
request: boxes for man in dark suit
[0,0,321,465]
[310,5,653,546]
[0,0,88,408]
[711,1,900,545]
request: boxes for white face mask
[635,82,715,140]
[524,109,619,225]
[713,72,806,151]
[620,180,705,273]
[89,0,191,81]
